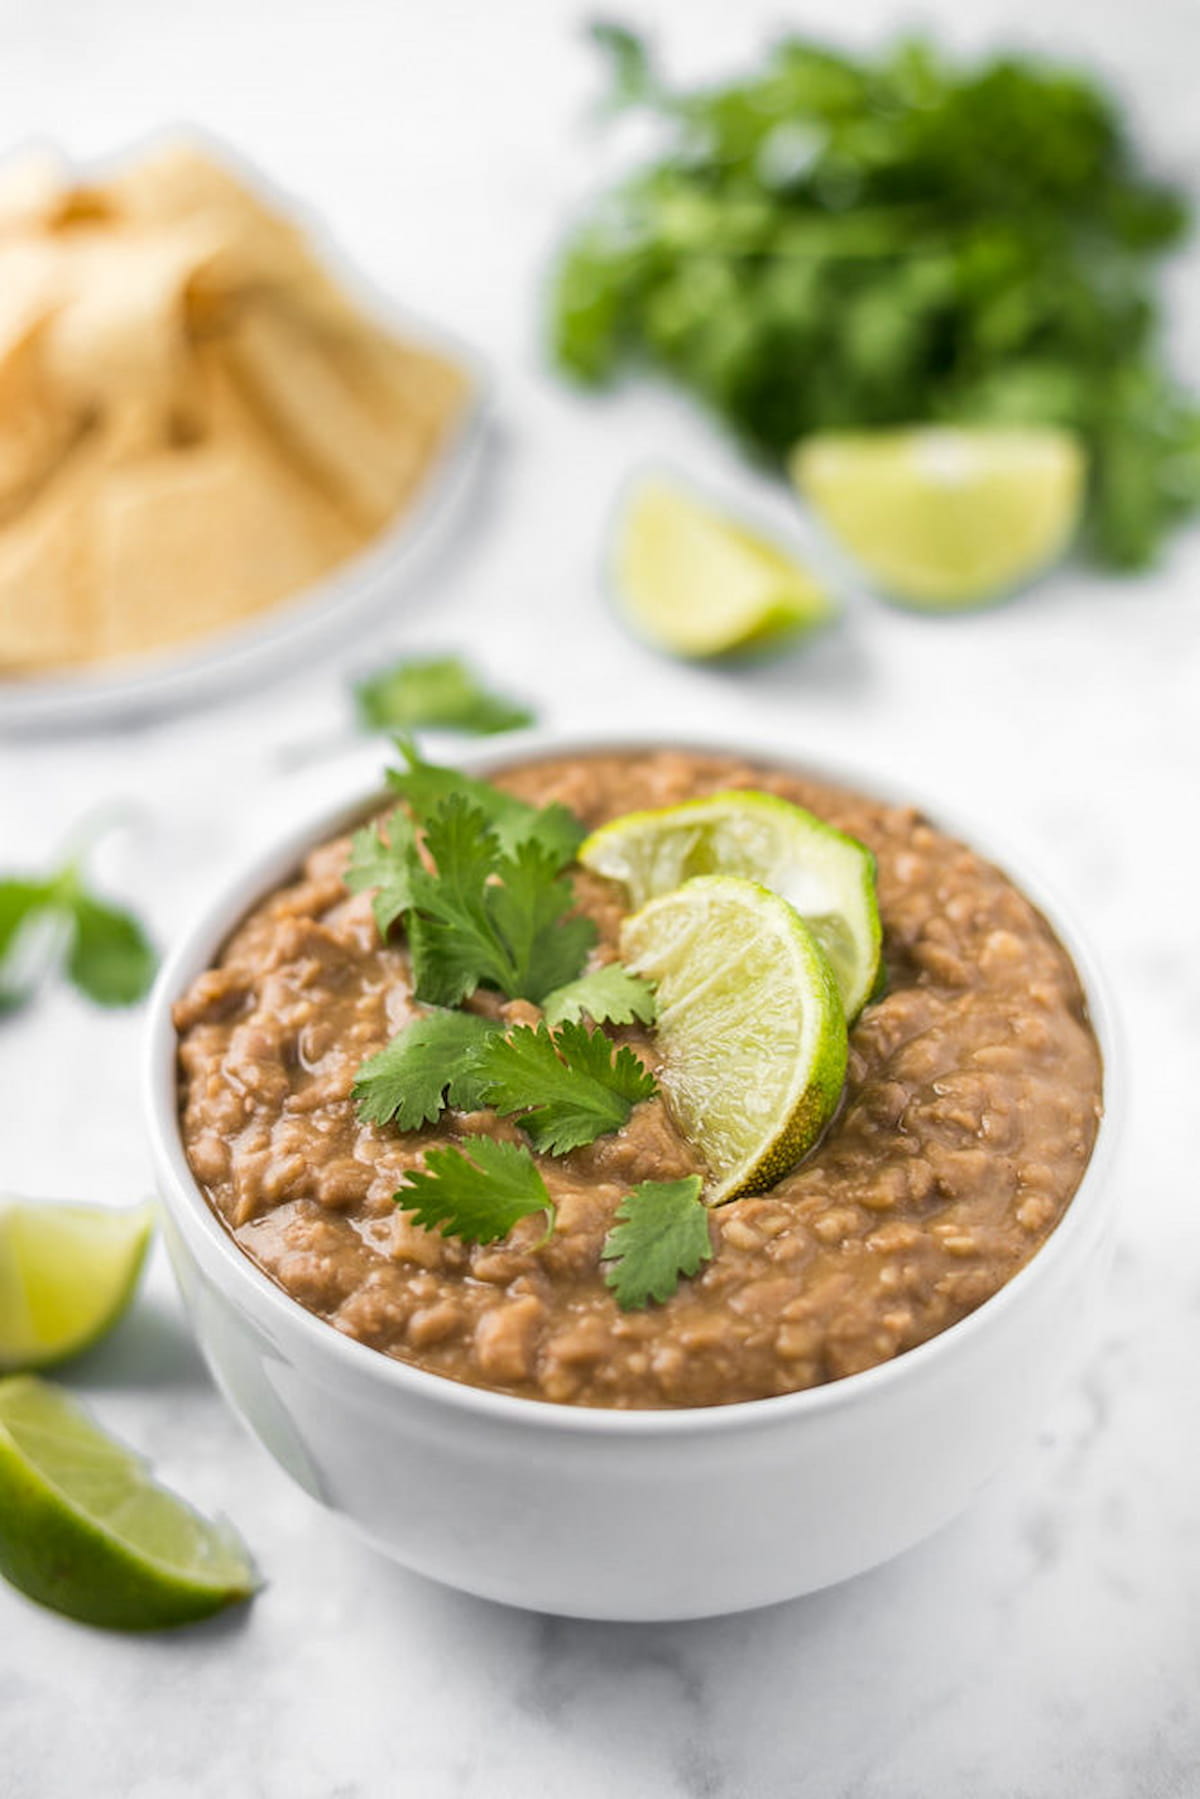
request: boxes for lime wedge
[620,875,848,1205]
[0,1198,154,1373]
[791,426,1086,608]
[0,1375,258,1629]
[614,476,835,657]
[581,791,881,1022]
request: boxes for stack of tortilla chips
[0,140,470,674]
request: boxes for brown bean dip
[174,750,1103,1409]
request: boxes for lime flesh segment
[620,875,848,1206]
[615,476,836,657]
[0,1375,258,1629]
[791,426,1086,608]
[0,1198,155,1372]
[581,791,882,1021]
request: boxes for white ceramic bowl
[144,731,1121,1622]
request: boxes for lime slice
[0,1198,154,1372]
[620,875,848,1205]
[581,791,881,1022]
[0,1375,258,1629]
[791,426,1086,608]
[614,476,835,657]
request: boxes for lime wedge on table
[0,1375,258,1629]
[791,426,1086,609]
[581,792,881,1022]
[0,1198,154,1372]
[620,876,848,1206]
[615,476,835,657]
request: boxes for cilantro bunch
[553,26,1200,568]
[345,744,713,1308]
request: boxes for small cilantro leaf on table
[0,834,156,1015]
[397,1136,555,1245]
[542,963,657,1028]
[353,1011,503,1130]
[471,1020,656,1155]
[601,1176,713,1310]
[66,895,157,1007]
[354,654,535,737]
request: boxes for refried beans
[174,750,1103,1408]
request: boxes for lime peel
[0,1375,258,1630]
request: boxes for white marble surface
[2,0,1200,1793]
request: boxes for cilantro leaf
[470,1020,656,1155]
[386,738,584,867]
[601,1176,713,1310]
[0,837,155,1014]
[397,1135,555,1245]
[542,963,657,1028]
[354,654,535,737]
[353,1011,503,1129]
[406,797,595,1006]
[484,838,598,1003]
[344,814,419,936]
[66,895,157,1007]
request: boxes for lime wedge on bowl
[581,791,881,1022]
[0,1198,154,1372]
[615,476,835,657]
[0,1375,257,1629]
[791,426,1086,609]
[621,875,848,1206]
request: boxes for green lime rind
[581,789,882,1022]
[0,1198,155,1373]
[620,874,849,1206]
[0,1376,258,1631]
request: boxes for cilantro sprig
[355,1012,656,1154]
[0,829,156,1013]
[346,743,593,1005]
[354,654,535,738]
[601,1177,714,1310]
[469,1021,656,1154]
[396,1136,555,1245]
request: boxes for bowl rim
[144,725,1123,1438]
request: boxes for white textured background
[1,1,1198,1794]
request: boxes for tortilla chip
[0,440,97,669]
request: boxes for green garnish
[552,27,1200,570]
[0,832,156,1013]
[469,1020,656,1155]
[352,1011,503,1129]
[541,963,658,1028]
[408,797,596,1007]
[353,654,535,737]
[600,1176,713,1310]
[396,1137,555,1245]
[386,738,583,864]
[347,745,595,1007]
[357,1013,656,1154]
